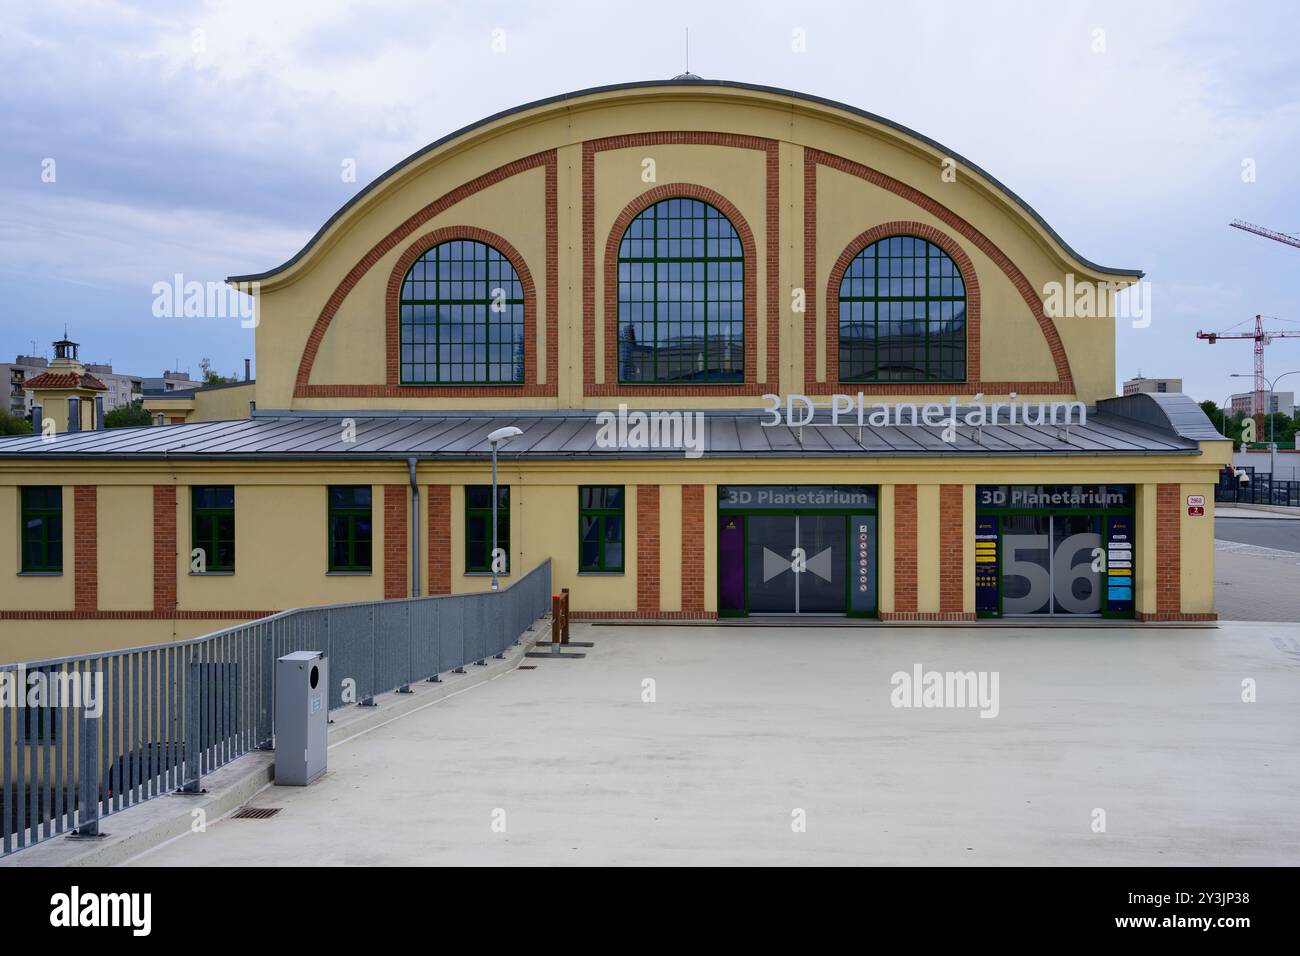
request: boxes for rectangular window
[465,485,509,573]
[328,486,373,572]
[20,486,62,573]
[191,486,235,573]
[578,486,625,573]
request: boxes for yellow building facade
[0,79,1229,661]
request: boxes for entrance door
[1000,514,1103,616]
[743,514,845,614]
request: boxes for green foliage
[198,357,238,386]
[0,408,33,435]
[104,401,153,429]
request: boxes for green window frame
[838,235,966,383]
[616,197,745,384]
[465,485,509,573]
[20,486,62,573]
[328,486,373,572]
[578,486,625,573]
[399,239,525,385]
[191,486,235,573]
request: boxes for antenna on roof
[685,27,689,74]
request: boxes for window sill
[464,571,511,578]
[190,571,235,577]
[17,571,62,577]
[327,570,372,576]
[578,571,625,576]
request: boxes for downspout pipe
[408,457,420,598]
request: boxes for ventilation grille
[232,807,282,820]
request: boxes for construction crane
[1229,219,1300,249]
[1198,221,1300,435]
[1198,315,1300,435]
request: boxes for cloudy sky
[2,0,1299,403]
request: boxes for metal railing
[1216,467,1300,507]
[0,559,551,857]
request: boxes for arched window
[399,239,524,384]
[617,197,744,383]
[838,235,966,382]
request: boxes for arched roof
[228,77,1142,285]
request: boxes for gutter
[408,457,420,598]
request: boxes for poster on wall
[975,515,999,615]
[1105,514,1135,614]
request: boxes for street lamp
[486,425,523,591]
[1231,371,1299,483]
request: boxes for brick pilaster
[427,485,451,595]
[893,485,918,613]
[152,484,176,614]
[384,485,408,599]
[681,484,704,613]
[637,485,660,616]
[939,485,964,613]
[1156,483,1181,615]
[74,485,97,612]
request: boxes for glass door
[745,515,798,613]
[1051,515,1102,615]
[1001,515,1051,615]
[797,514,846,614]
[1000,514,1103,616]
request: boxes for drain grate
[232,807,282,820]
[518,665,537,670]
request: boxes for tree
[0,409,33,435]
[104,401,153,429]
[198,357,238,386]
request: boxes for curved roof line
[227,77,1143,284]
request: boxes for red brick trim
[583,132,780,396]
[383,484,408,599]
[294,150,558,398]
[803,148,1074,395]
[427,484,451,595]
[939,484,963,614]
[1,610,278,621]
[681,484,704,613]
[367,225,544,397]
[637,485,660,615]
[1155,483,1181,615]
[153,485,176,614]
[880,612,977,622]
[74,485,97,613]
[893,484,918,613]
[1135,612,1217,623]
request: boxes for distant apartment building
[1230,390,1295,418]
[1122,376,1182,396]
[7,342,199,418]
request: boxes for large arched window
[399,239,525,384]
[838,235,966,382]
[616,197,744,383]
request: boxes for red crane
[1198,221,1300,434]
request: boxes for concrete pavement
[130,622,1300,867]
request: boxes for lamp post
[486,426,523,591]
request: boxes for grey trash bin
[275,651,328,786]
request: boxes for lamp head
[487,425,523,445]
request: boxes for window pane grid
[191,485,235,572]
[578,485,625,572]
[21,486,62,573]
[838,236,966,383]
[618,198,744,384]
[465,485,509,573]
[328,485,373,572]
[400,240,525,385]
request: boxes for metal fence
[1216,467,1300,507]
[0,559,551,858]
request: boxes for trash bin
[275,651,328,786]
